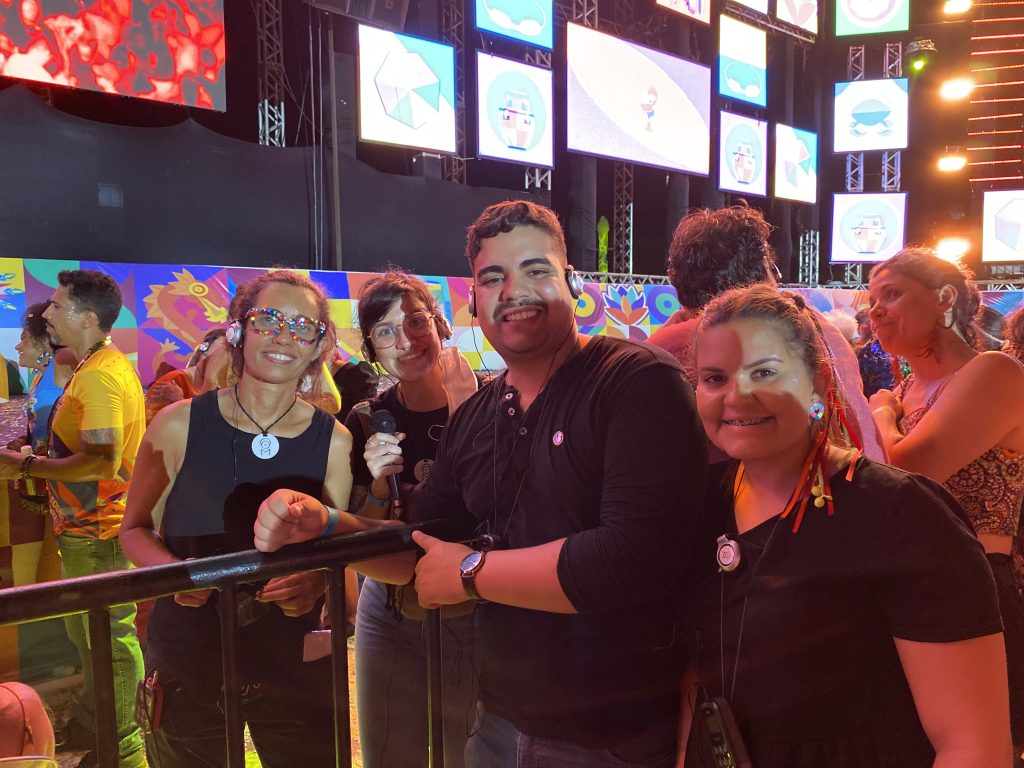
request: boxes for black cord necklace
[233,384,298,460]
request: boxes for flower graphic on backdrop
[0,272,25,312]
[603,285,649,340]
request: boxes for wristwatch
[459,550,487,602]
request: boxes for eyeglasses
[246,308,326,345]
[369,311,435,350]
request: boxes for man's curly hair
[666,204,777,311]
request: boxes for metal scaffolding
[612,162,634,274]
[845,153,864,193]
[847,45,865,83]
[441,0,467,183]
[524,49,553,192]
[843,44,866,285]
[797,230,821,287]
[884,42,903,80]
[256,0,286,147]
[882,151,902,191]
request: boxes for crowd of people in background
[1,200,1023,768]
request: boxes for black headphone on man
[468,267,585,318]
[360,308,454,364]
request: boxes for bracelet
[20,455,36,482]
[366,490,389,508]
[320,505,341,538]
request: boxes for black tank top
[147,389,335,699]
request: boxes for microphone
[370,409,404,517]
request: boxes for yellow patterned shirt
[48,346,145,539]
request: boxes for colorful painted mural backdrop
[1,259,1022,386]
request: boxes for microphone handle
[387,474,404,519]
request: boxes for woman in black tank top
[120,271,356,768]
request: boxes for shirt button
[504,392,514,400]
[519,427,528,436]
[507,407,516,416]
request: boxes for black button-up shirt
[415,335,708,746]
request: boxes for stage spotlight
[936,237,970,262]
[943,0,972,14]
[938,152,968,172]
[907,39,937,73]
[940,77,974,100]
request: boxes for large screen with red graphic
[0,0,226,110]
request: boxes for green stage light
[906,38,937,74]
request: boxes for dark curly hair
[1005,305,1024,362]
[465,200,566,264]
[22,301,53,344]
[667,204,777,311]
[869,247,980,350]
[58,269,122,332]
[356,269,447,357]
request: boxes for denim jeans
[465,710,677,768]
[355,578,479,768]
[58,533,146,768]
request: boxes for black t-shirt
[343,385,448,489]
[415,335,709,747]
[687,458,1002,768]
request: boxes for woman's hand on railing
[174,589,213,608]
[254,489,332,552]
[258,571,326,617]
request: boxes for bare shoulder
[957,350,1024,389]
[146,398,193,446]
[330,418,354,450]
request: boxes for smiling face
[867,268,945,357]
[695,318,820,464]
[369,293,443,383]
[241,282,325,386]
[472,225,576,363]
[15,330,51,370]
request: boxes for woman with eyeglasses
[143,327,231,424]
[121,270,371,768]
[347,270,480,768]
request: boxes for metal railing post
[87,609,119,768]
[328,565,352,767]
[219,583,246,768]
[427,607,445,768]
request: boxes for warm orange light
[937,154,968,171]
[936,238,970,262]
[940,77,975,100]
[944,0,972,13]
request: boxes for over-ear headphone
[468,267,584,318]
[226,319,244,348]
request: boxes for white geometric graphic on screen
[375,51,442,129]
[841,0,901,27]
[995,197,1024,252]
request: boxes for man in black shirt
[255,201,707,766]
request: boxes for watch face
[461,551,483,574]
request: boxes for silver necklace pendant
[251,432,280,460]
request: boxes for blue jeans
[355,578,479,768]
[58,533,146,768]
[465,711,677,768]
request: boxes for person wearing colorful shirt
[0,269,147,768]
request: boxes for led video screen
[831,192,907,263]
[983,190,1024,264]
[719,16,766,108]
[836,0,909,36]
[775,124,818,204]
[833,78,908,153]
[358,25,456,154]
[777,0,818,34]
[0,0,226,110]
[656,0,710,25]
[719,111,767,197]
[566,23,710,174]
[476,52,553,167]
[475,0,553,49]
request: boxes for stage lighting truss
[612,162,634,274]
[441,0,467,183]
[906,38,937,73]
[797,229,821,287]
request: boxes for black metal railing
[0,519,469,768]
